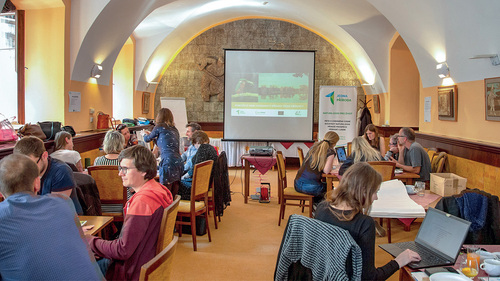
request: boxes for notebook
[379,207,471,269]
[335,146,347,163]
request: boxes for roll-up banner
[318,86,357,147]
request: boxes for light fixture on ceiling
[91,64,103,78]
[436,62,450,78]
[469,54,500,66]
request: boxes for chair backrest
[347,142,352,156]
[367,161,396,181]
[297,147,304,167]
[156,195,181,255]
[431,151,448,173]
[191,160,214,200]
[427,148,437,164]
[139,236,178,281]
[87,165,126,205]
[276,151,287,200]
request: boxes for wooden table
[241,154,277,204]
[79,215,114,236]
[399,245,500,281]
[322,171,421,192]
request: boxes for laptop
[379,207,471,269]
[335,146,347,163]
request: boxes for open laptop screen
[415,208,471,260]
[335,146,347,162]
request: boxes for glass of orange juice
[467,245,480,266]
[460,256,479,279]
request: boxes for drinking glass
[415,181,425,197]
[460,253,479,279]
[467,245,480,266]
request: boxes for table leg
[326,177,333,192]
[387,218,392,243]
[244,159,250,204]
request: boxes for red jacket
[88,179,173,281]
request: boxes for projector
[249,146,274,156]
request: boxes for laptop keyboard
[395,241,449,267]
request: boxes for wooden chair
[139,236,178,281]
[347,142,352,156]
[156,195,180,255]
[431,151,448,173]
[176,160,213,251]
[87,165,127,222]
[297,147,305,167]
[367,161,396,181]
[276,151,314,226]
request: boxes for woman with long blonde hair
[294,131,339,197]
[339,136,382,175]
[315,162,421,280]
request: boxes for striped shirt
[93,156,120,166]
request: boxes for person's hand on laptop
[395,249,421,268]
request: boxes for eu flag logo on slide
[326,91,335,105]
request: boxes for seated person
[14,136,83,214]
[116,123,138,149]
[0,154,102,280]
[181,122,202,173]
[87,146,173,281]
[384,134,399,161]
[315,162,421,281]
[363,124,386,156]
[294,131,339,198]
[390,127,431,182]
[339,136,383,176]
[178,130,218,200]
[51,131,84,172]
[94,130,125,166]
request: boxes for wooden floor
[170,168,421,281]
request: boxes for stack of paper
[368,179,426,218]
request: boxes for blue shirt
[41,157,83,214]
[0,193,102,281]
[181,144,198,172]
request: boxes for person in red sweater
[87,145,173,281]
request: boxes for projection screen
[223,49,315,141]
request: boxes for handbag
[18,123,47,140]
[97,112,115,130]
[38,121,62,140]
[0,114,17,142]
[61,125,76,137]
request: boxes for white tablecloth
[369,180,426,218]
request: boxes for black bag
[38,121,62,140]
[61,125,76,137]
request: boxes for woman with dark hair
[143,108,183,191]
[116,123,138,149]
[363,124,386,156]
[178,130,218,200]
[294,131,340,197]
[51,131,84,172]
[315,162,421,280]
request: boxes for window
[0,12,17,122]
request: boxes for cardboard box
[430,173,467,196]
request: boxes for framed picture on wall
[437,85,457,121]
[485,77,500,121]
[142,92,151,114]
[373,95,380,113]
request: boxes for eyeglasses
[118,165,137,175]
[397,135,406,139]
[36,153,43,164]
[390,143,398,145]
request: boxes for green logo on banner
[325,91,335,105]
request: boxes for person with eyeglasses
[87,145,173,281]
[389,127,431,182]
[383,134,400,161]
[13,136,83,215]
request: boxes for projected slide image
[231,73,309,117]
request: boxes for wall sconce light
[147,81,159,88]
[436,62,449,78]
[469,54,500,66]
[91,64,103,78]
